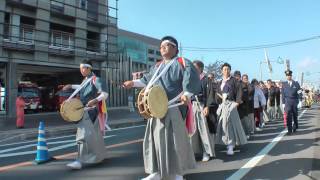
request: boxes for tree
[205,60,224,80]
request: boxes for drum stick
[168,102,184,108]
[216,93,223,99]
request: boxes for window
[3,13,10,40]
[51,0,64,13]
[148,49,155,54]
[50,23,75,49]
[19,16,35,43]
[87,31,100,52]
[79,0,87,9]
[51,31,74,49]
[87,0,98,20]
[148,57,155,62]
[156,50,161,56]
[20,24,34,43]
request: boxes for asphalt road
[0,105,319,180]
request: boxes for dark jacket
[282,81,301,105]
[238,81,255,118]
[268,87,276,107]
[275,87,281,106]
[205,79,219,134]
[206,80,218,108]
[216,76,242,104]
[195,75,208,104]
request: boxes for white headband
[161,40,177,47]
[80,63,92,68]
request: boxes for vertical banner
[264,49,273,78]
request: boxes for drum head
[147,86,168,119]
[60,98,84,122]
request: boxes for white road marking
[0,124,146,148]
[0,135,116,158]
[227,109,307,180]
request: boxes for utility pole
[179,42,182,57]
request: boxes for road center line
[227,109,307,180]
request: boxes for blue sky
[118,0,320,88]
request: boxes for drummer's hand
[122,81,134,89]
[63,84,72,91]
[203,107,209,117]
[87,99,99,107]
[180,95,189,105]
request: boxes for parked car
[18,82,42,112]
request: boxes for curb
[0,118,145,144]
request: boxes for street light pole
[259,58,284,81]
[259,61,263,81]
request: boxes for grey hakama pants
[247,113,255,134]
[216,101,247,146]
[262,109,270,123]
[267,104,276,121]
[190,101,215,157]
[241,113,255,135]
[76,111,106,164]
[143,107,196,179]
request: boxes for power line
[182,35,320,52]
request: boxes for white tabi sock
[141,173,160,180]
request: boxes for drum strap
[146,57,189,108]
[67,76,94,101]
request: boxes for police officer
[282,70,301,135]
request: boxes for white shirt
[220,76,231,91]
[254,86,266,108]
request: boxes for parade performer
[266,79,276,121]
[251,79,266,130]
[203,72,219,135]
[63,59,108,169]
[282,70,301,135]
[234,71,255,140]
[190,60,215,162]
[123,36,200,180]
[242,74,255,138]
[215,63,247,156]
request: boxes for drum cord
[67,77,94,101]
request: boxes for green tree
[205,60,224,80]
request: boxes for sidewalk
[0,107,145,144]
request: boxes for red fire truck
[18,81,42,112]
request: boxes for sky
[117,0,320,88]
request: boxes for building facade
[0,0,118,123]
[118,29,161,73]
